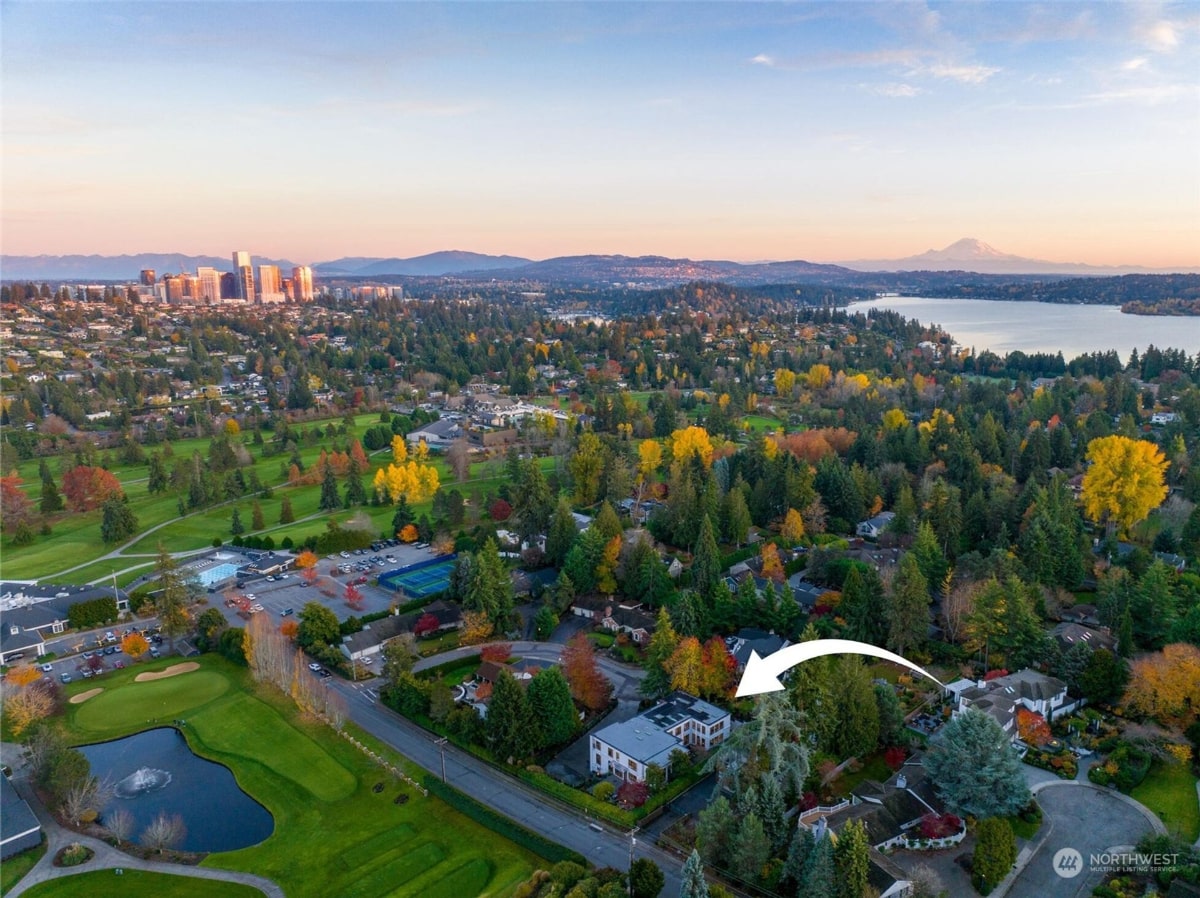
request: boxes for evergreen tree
[545,497,578,568]
[629,857,665,898]
[391,496,413,536]
[691,514,721,599]
[147,453,168,494]
[730,812,769,884]
[278,495,295,524]
[594,500,622,541]
[230,507,245,536]
[831,656,880,760]
[910,521,948,592]
[840,564,886,645]
[875,682,906,748]
[834,819,870,898]
[512,458,554,546]
[487,669,535,762]
[562,526,605,594]
[40,477,64,514]
[100,495,138,543]
[465,538,514,630]
[695,795,734,867]
[800,834,836,898]
[526,667,576,749]
[925,709,1031,818]
[755,776,788,854]
[154,544,192,650]
[251,500,265,531]
[343,471,368,507]
[782,826,815,889]
[723,487,751,546]
[318,461,340,511]
[679,849,709,898]
[641,607,680,699]
[973,818,1017,893]
[886,554,930,657]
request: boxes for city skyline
[2,1,1198,268]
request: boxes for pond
[80,727,273,853]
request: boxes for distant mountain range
[3,239,1194,282]
[838,238,1195,275]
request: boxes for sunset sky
[3,1,1198,268]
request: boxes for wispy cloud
[1121,56,1149,72]
[923,63,1001,84]
[750,53,776,67]
[864,82,923,98]
[1141,19,1180,52]
[1087,83,1198,105]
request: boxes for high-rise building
[140,269,156,287]
[220,272,237,301]
[196,267,222,303]
[232,250,254,302]
[257,264,284,302]
[162,275,185,303]
[292,266,314,302]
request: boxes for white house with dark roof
[589,692,731,783]
[405,418,463,447]
[856,511,896,539]
[954,669,1077,736]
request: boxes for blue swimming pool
[196,562,241,588]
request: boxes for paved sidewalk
[2,746,283,898]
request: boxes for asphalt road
[329,647,684,893]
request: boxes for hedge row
[423,774,586,866]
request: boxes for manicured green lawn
[836,753,896,796]
[742,414,782,432]
[60,656,539,898]
[0,840,46,896]
[1131,761,1200,842]
[17,869,262,898]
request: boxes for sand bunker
[68,687,104,704]
[134,662,200,682]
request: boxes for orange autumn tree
[1016,707,1052,747]
[760,542,785,582]
[295,550,319,570]
[399,523,419,542]
[121,632,150,658]
[1124,643,1200,726]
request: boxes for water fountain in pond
[113,767,172,799]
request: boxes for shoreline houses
[588,692,731,784]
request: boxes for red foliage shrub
[488,499,512,522]
[616,781,649,808]
[983,668,1009,681]
[884,746,907,770]
[480,642,513,663]
[413,613,440,638]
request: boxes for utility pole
[627,827,638,897]
[435,737,448,783]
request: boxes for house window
[596,754,601,766]
[628,761,638,771]
[607,747,613,758]
[593,739,600,750]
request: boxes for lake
[850,296,1200,359]
[81,727,273,853]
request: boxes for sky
[2,1,1198,268]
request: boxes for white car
[40,663,53,672]
[308,662,322,672]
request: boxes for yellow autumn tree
[805,364,832,389]
[459,610,494,646]
[1123,643,1200,726]
[1081,435,1168,534]
[882,408,908,431]
[774,368,796,397]
[781,508,806,544]
[637,439,663,481]
[665,637,706,695]
[373,439,440,505]
[670,425,714,468]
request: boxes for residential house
[954,669,1076,737]
[340,599,462,662]
[1050,621,1114,653]
[589,692,731,783]
[726,628,788,672]
[856,511,896,539]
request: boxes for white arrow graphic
[735,638,947,698]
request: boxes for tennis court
[378,554,457,599]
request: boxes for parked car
[281,608,294,616]
[60,672,71,683]
[308,662,322,672]
[40,663,53,672]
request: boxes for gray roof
[729,628,787,667]
[640,691,729,730]
[1,581,128,619]
[408,418,462,439]
[0,775,41,849]
[593,718,679,766]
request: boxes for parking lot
[208,540,445,630]
[44,625,167,684]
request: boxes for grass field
[0,840,46,896]
[58,656,539,898]
[16,870,263,898]
[6,414,563,583]
[1130,761,1200,842]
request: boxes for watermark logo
[1053,848,1083,878]
[1052,847,1180,878]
